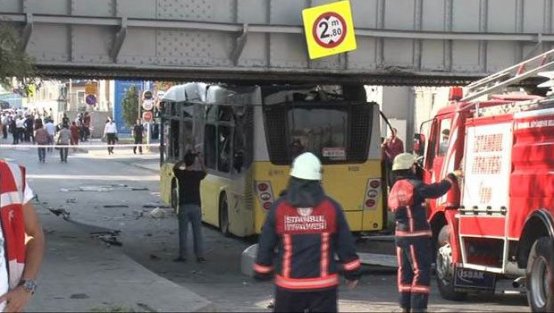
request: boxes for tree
[122,85,139,128]
[0,23,36,94]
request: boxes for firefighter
[253,152,361,313]
[388,153,462,313]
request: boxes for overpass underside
[2,0,554,85]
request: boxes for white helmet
[392,153,417,171]
[290,152,322,180]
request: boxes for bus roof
[162,83,207,102]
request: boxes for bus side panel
[199,170,255,237]
[160,163,175,205]
[227,168,255,237]
[200,174,222,227]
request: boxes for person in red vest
[253,152,361,313]
[0,160,45,312]
[388,153,462,312]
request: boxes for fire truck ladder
[461,48,554,102]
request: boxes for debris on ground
[149,254,160,261]
[133,209,145,219]
[136,302,156,312]
[60,184,150,193]
[149,208,166,218]
[143,203,171,209]
[103,205,129,208]
[65,198,77,204]
[70,293,90,299]
[96,234,123,247]
[48,208,70,219]
[90,230,121,236]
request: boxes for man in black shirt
[173,151,207,263]
[132,119,145,154]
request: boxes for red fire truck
[421,49,554,311]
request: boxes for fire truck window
[438,119,452,156]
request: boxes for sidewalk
[27,207,214,312]
[74,138,160,156]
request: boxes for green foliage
[122,85,139,128]
[0,23,35,93]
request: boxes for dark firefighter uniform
[254,152,361,313]
[388,153,458,312]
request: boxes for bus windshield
[263,102,372,165]
[288,107,347,161]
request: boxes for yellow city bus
[159,82,386,237]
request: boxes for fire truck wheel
[171,179,179,213]
[526,237,554,312]
[436,225,467,301]
[219,193,231,237]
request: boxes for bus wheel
[171,180,179,213]
[526,237,554,312]
[436,225,467,301]
[219,193,231,237]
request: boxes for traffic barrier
[0,143,159,149]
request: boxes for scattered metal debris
[132,209,145,219]
[136,302,157,313]
[48,208,70,219]
[60,184,150,192]
[143,203,171,209]
[149,208,166,218]
[66,198,77,204]
[95,234,123,247]
[90,230,121,236]
[70,293,90,299]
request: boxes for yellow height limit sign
[302,0,357,59]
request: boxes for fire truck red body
[422,50,554,311]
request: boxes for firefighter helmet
[392,153,417,171]
[290,152,322,180]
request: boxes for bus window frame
[160,100,196,163]
[200,103,237,177]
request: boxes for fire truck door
[424,117,452,210]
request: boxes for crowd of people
[0,110,92,163]
[1,109,153,160]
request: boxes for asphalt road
[0,139,530,312]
